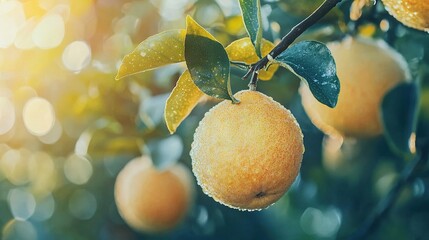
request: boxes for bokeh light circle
[0,0,25,48]
[32,14,65,49]
[38,120,63,144]
[32,193,55,222]
[0,97,15,135]
[63,154,93,185]
[2,219,37,240]
[8,188,36,221]
[23,97,56,136]
[62,41,92,72]
[0,149,31,185]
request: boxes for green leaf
[116,29,185,80]
[185,16,238,103]
[239,0,263,58]
[381,82,419,156]
[271,41,339,108]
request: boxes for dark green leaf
[381,82,419,156]
[272,41,339,108]
[185,16,238,103]
[239,0,263,58]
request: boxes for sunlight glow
[38,120,63,144]
[0,149,30,185]
[0,0,25,48]
[23,97,56,136]
[14,18,37,49]
[0,97,15,135]
[32,14,65,49]
[62,41,92,72]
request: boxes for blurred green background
[1,0,429,239]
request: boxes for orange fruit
[114,156,194,233]
[300,36,410,138]
[191,90,304,210]
[382,0,429,31]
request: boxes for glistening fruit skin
[300,36,410,138]
[191,90,304,211]
[381,0,429,32]
[114,156,194,233]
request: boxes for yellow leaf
[226,37,279,80]
[165,70,204,134]
[116,29,186,80]
[186,15,216,41]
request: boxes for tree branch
[244,0,344,89]
[347,139,429,240]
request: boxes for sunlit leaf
[116,29,185,80]
[185,16,238,103]
[272,40,339,108]
[165,70,204,134]
[186,15,216,41]
[381,82,419,156]
[239,0,263,57]
[226,37,279,80]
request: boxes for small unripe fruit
[300,36,410,138]
[114,156,194,233]
[191,90,304,211]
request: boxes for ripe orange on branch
[191,90,304,211]
[381,0,429,32]
[114,156,194,233]
[300,36,410,138]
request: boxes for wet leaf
[239,0,263,57]
[116,29,185,80]
[226,37,278,80]
[185,16,238,102]
[165,70,204,134]
[272,40,340,108]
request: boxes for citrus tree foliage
[1,0,429,240]
[118,7,340,134]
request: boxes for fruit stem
[347,139,429,240]
[244,0,343,89]
[231,61,249,69]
